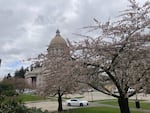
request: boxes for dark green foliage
[0,97,49,113]
[0,82,49,113]
[14,66,26,78]
[0,99,28,113]
[6,73,12,79]
[0,83,16,96]
[3,73,12,80]
[28,108,49,113]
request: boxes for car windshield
[72,99,78,101]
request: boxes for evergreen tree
[14,66,26,78]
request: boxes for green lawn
[53,107,144,113]
[99,99,150,110]
[16,94,45,102]
[13,95,150,113]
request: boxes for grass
[52,107,144,113]
[16,94,45,102]
[16,94,82,102]
[99,99,150,110]
[66,107,120,113]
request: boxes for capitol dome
[47,30,69,56]
[49,30,68,47]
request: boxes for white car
[128,88,135,93]
[113,87,135,93]
[66,99,88,106]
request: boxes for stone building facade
[25,30,69,89]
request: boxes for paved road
[25,92,150,112]
[25,91,114,111]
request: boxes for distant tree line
[2,66,31,94]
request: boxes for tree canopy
[69,1,150,113]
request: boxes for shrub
[0,83,50,113]
[0,83,16,96]
[0,98,49,113]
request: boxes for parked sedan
[113,87,135,93]
[128,88,135,93]
[66,99,88,106]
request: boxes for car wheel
[68,103,71,106]
[80,103,83,106]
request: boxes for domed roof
[49,30,67,47]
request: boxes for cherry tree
[42,57,80,111]
[37,44,83,112]
[70,1,150,113]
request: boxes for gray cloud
[0,0,144,77]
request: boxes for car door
[71,99,79,106]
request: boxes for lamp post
[135,88,140,108]
[0,59,1,67]
[91,91,93,102]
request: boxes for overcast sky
[0,0,144,78]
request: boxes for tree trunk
[118,97,130,113]
[58,92,63,112]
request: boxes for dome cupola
[47,30,69,56]
[49,29,68,47]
